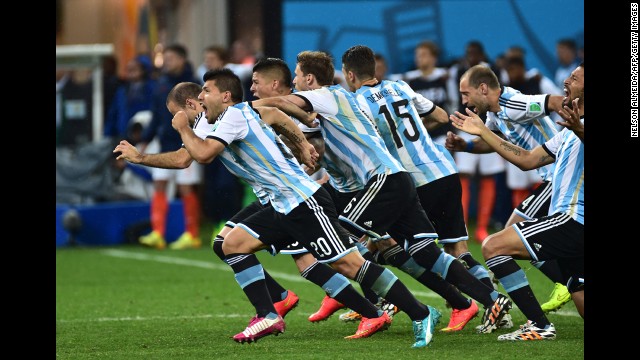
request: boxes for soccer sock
[531,259,566,284]
[301,262,379,318]
[358,247,383,304]
[224,253,276,318]
[264,271,288,302]
[355,260,429,320]
[181,191,200,237]
[382,244,471,309]
[458,251,494,289]
[511,189,531,209]
[486,255,549,327]
[151,191,168,236]
[477,176,496,231]
[407,238,496,308]
[212,235,225,260]
[459,176,471,223]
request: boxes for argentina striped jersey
[354,80,457,187]
[486,86,558,182]
[202,103,320,214]
[541,118,584,224]
[293,85,405,191]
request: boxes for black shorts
[512,212,584,287]
[338,172,437,243]
[514,180,552,219]
[226,200,266,227]
[237,186,357,263]
[416,174,468,244]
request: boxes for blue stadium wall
[282,0,583,79]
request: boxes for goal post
[56,44,114,143]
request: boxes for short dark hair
[462,64,500,89]
[416,40,440,58]
[166,82,202,107]
[297,51,335,86]
[557,38,577,51]
[202,68,243,103]
[253,57,292,88]
[164,43,188,59]
[342,45,376,79]
[204,45,229,63]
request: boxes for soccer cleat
[540,283,572,313]
[475,312,513,331]
[169,232,202,250]
[139,230,166,250]
[412,305,441,348]
[440,300,479,332]
[308,295,345,322]
[344,312,392,339]
[338,298,399,322]
[477,294,512,334]
[339,309,362,322]
[232,314,286,343]
[274,290,299,319]
[377,298,401,319]
[497,320,556,341]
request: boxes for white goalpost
[56,44,114,143]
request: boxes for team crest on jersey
[529,103,542,112]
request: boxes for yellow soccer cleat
[540,283,572,313]
[139,230,166,250]
[169,232,202,250]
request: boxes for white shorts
[150,160,202,185]
[506,162,542,189]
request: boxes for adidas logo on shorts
[364,221,373,227]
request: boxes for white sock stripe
[346,174,386,223]
[356,260,371,283]
[407,240,431,256]
[300,261,319,278]
[225,254,250,265]
[485,255,513,268]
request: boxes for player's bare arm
[421,105,449,131]
[546,95,565,113]
[556,98,584,142]
[257,106,319,169]
[252,95,317,127]
[450,108,553,170]
[445,131,497,154]
[113,140,193,169]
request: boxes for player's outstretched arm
[422,105,449,131]
[253,96,317,127]
[171,110,225,164]
[113,140,193,169]
[450,108,553,170]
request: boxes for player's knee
[481,234,501,259]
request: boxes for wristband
[465,141,474,152]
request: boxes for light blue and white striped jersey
[293,85,405,192]
[354,80,458,187]
[193,111,270,205]
[486,86,558,182]
[200,103,320,214]
[542,118,584,224]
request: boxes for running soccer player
[252,50,510,339]
[449,63,584,341]
[445,64,573,315]
[115,69,439,348]
[341,44,510,333]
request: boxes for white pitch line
[99,249,581,318]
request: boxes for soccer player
[252,50,512,336]
[449,63,584,341]
[444,64,573,315]
[341,44,512,332]
[115,70,440,348]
